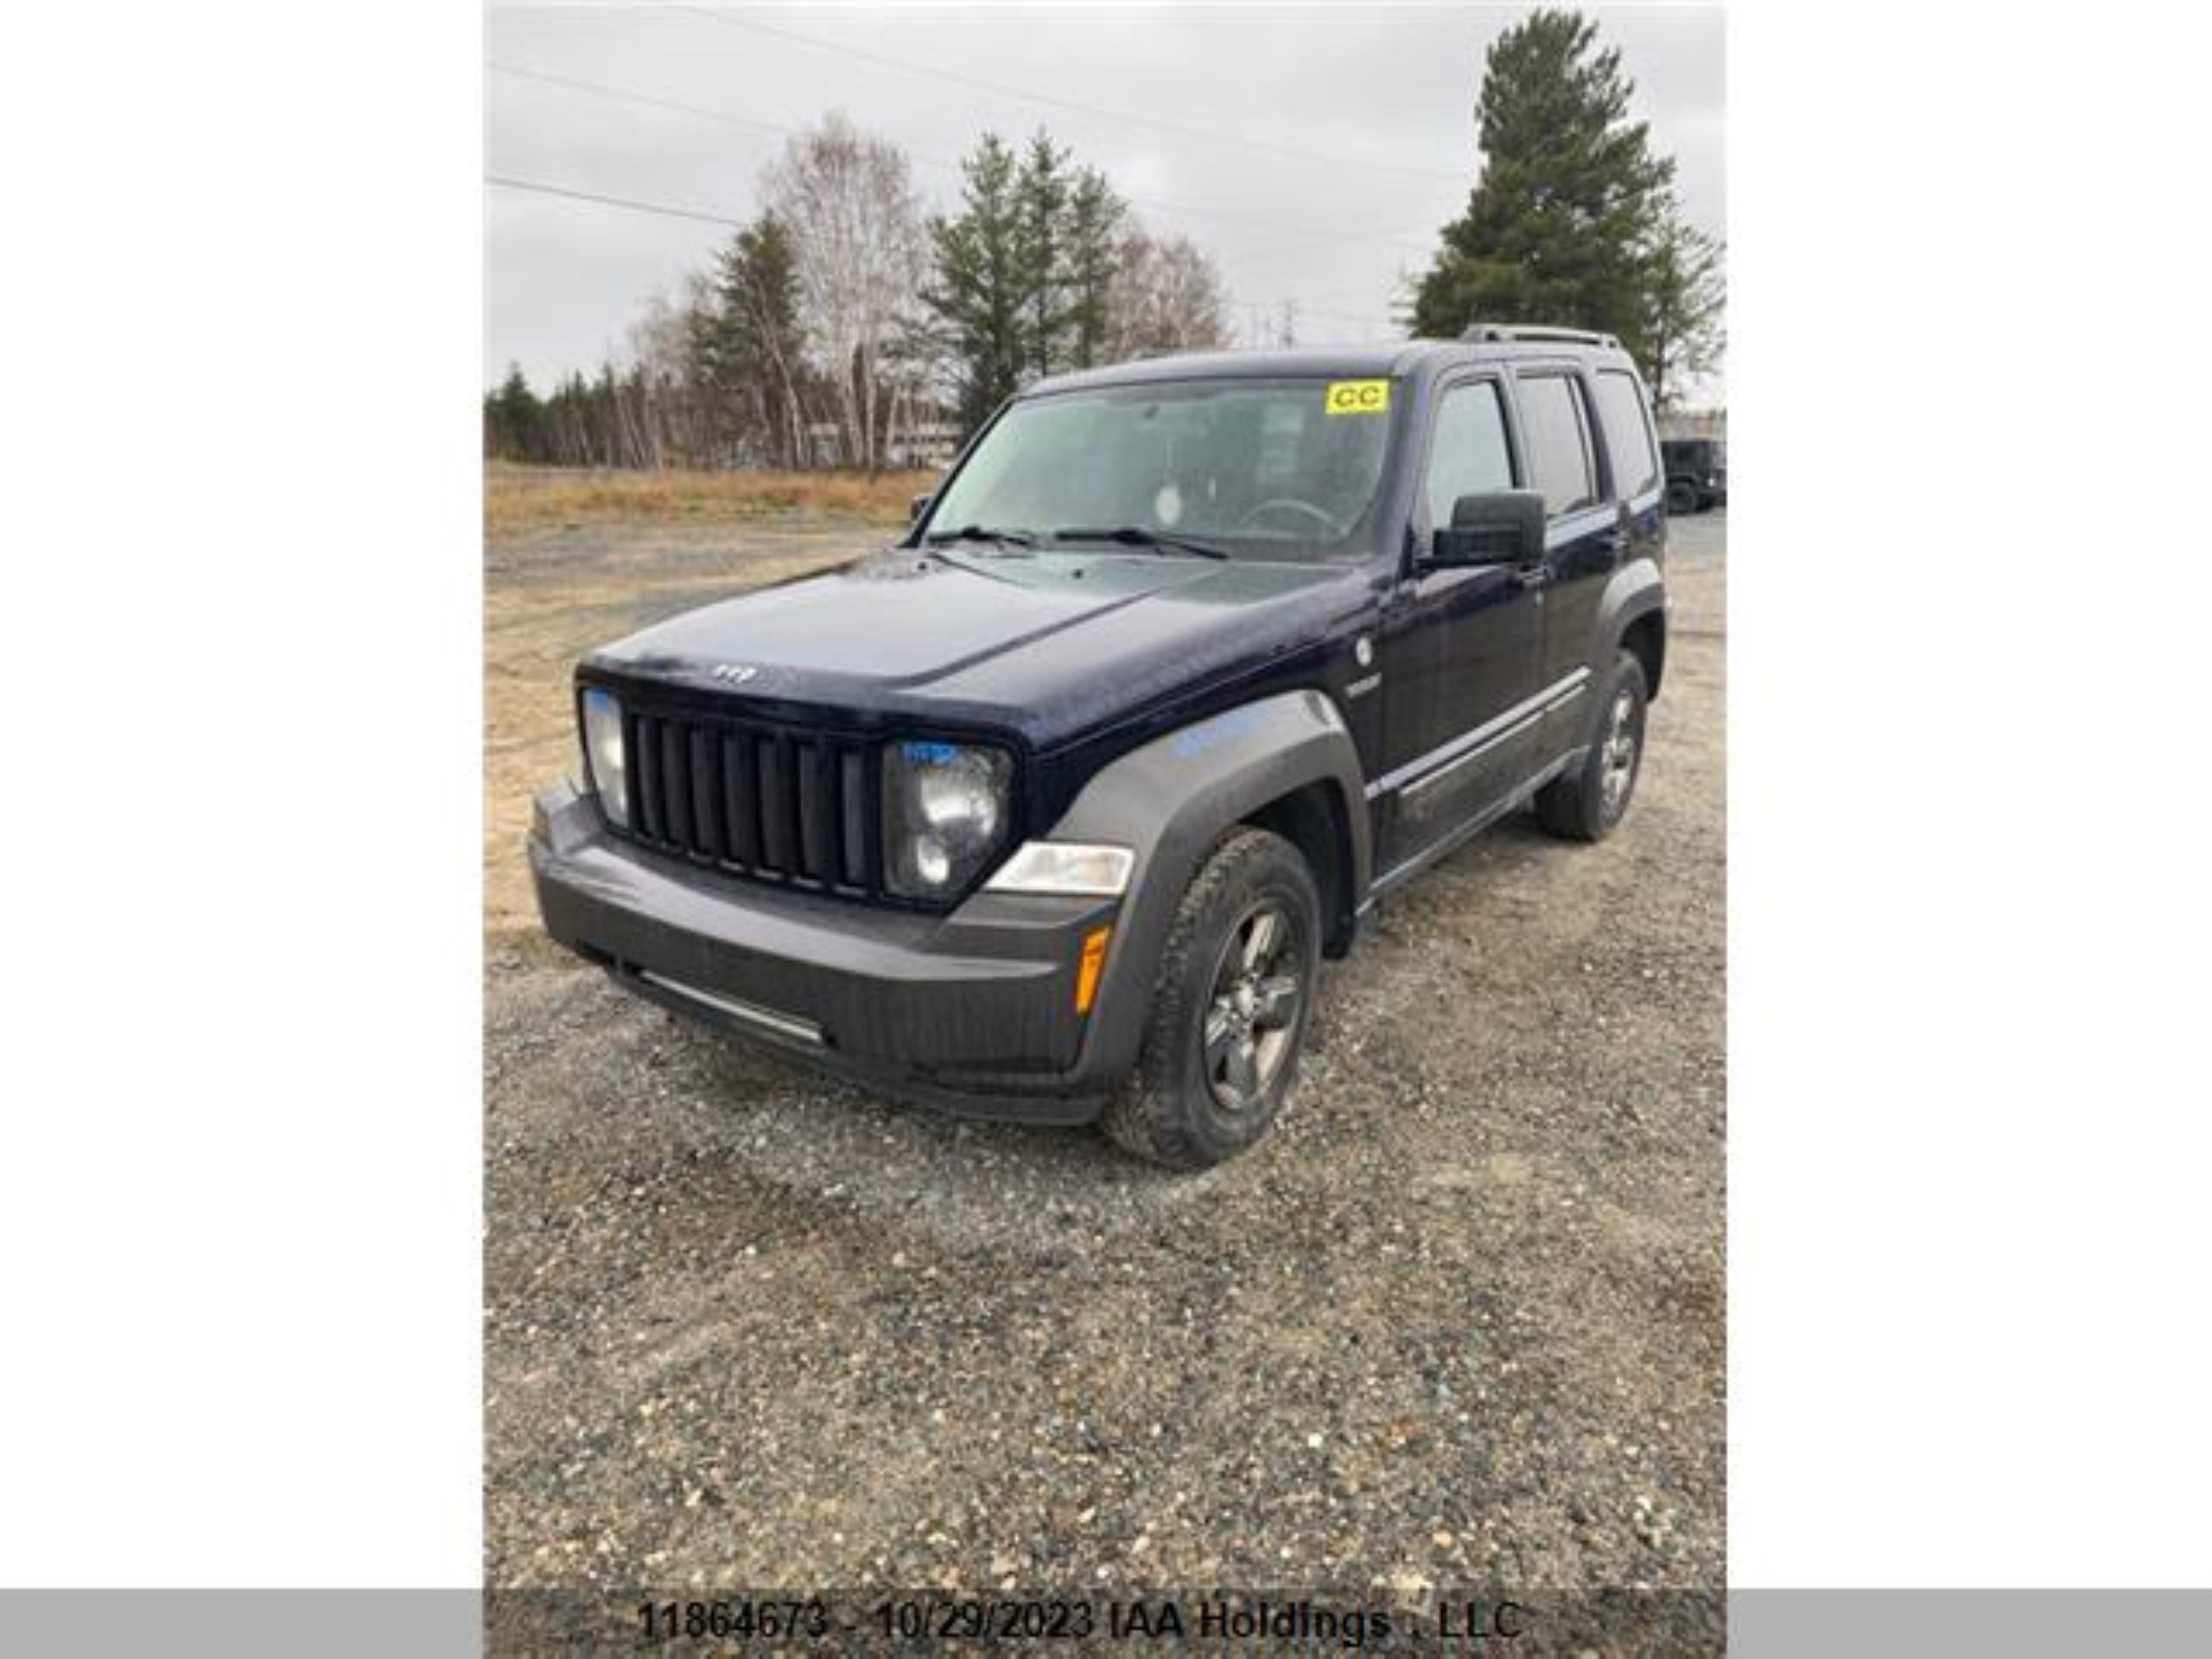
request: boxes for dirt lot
[484,497,1726,1604]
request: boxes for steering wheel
[1235,497,1338,536]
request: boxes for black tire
[1665,480,1699,515]
[1535,650,1649,842]
[1101,827,1322,1170]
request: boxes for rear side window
[1592,370,1661,499]
[1423,380,1514,529]
[1516,373,1598,516]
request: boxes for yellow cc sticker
[1324,378,1391,416]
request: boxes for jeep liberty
[531,325,1669,1167]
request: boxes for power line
[1297,282,1419,308]
[1232,297,1402,336]
[486,175,1400,338]
[489,62,798,140]
[489,59,1435,256]
[664,3,1470,188]
[1300,306,1404,327]
[486,174,745,228]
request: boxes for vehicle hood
[583,543,1376,748]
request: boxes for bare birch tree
[627,289,709,468]
[761,114,929,472]
[1103,227,1234,361]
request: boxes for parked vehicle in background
[1662,437,1726,513]
[531,325,1669,1167]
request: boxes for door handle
[1515,563,1548,589]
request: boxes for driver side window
[1424,381,1514,531]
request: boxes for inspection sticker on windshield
[1324,378,1391,416]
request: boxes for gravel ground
[485,509,1726,1607]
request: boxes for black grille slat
[690,726,721,856]
[793,741,818,876]
[721,733,760,868]
[797,741,835,881]
[634,715,664,841]
[620,710,644,830]
[858,747,884,893]
[839,748,868,887]
[660,721,692,852]
[783,734,809,875]
[758,736,796,874]
[603,693,889,895]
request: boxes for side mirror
[909,492,933,526]
[1427,489,1546,568]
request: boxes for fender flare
[1588,559,1669,702]
[1044,690,1369,1084]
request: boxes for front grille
[620,703,884,897]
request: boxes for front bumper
[529,781,1120,1122]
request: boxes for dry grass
[485,463,936,537]
[482,529,862,949]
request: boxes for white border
[1731,0,2212,1587]
[0,0,482,1586]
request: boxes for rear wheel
[1535,650,1649,842]
[1102,828,1320,1170]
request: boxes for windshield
[924,378,1395,561]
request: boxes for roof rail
[1460,322,1618,348]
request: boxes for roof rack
[1460,322,1618,348]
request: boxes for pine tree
[1012,130,1072,379]
[927,130,1137,433]
[1411,8,1695,378]
[485,364,544,461]
[1061,168,1126,370]
[1642,217,1725,410]
[923,132,1028,435]
[690,215,810,466]
[927,129,1230,433]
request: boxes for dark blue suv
[532,325,1669,1166]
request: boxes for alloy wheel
[1201,901,1306,1113]
[1600,685,1640,816]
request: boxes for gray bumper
[529,782,1120,1122]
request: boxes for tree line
[484,117,1233,473]
[486,8,1725,473]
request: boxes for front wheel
[1535,650,1649,842]
[1665,480,1699,515]
[1102,827,1321,1170]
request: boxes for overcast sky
[486,3,1724,391]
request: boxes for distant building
[1659,408,1727,442]
[888,422,963,470]
[802,419,962,471]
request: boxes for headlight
[882,740,1010,899]
[581,687,628,828]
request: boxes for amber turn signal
[1073,926,1112,1014]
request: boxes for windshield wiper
[925,523,1034,550]
[1050,525,1230,561]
